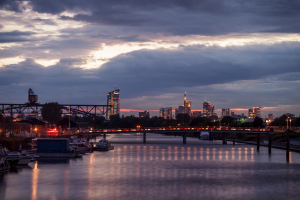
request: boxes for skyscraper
[253,106,261,118]
[106,88,120,120]
[222,108,231,117]
[203,99,214,118]
[139,111,150,118]
[175,91,191,118]
[159,107,172,120]
[248,106,261,119]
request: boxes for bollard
[183,132,186,144]
[257,133,260,151]
[143,133,146,143]
[268,133,272,154]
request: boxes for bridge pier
[257,133,260,151]
[183,132,186,144]
[143,133,146,143]
[233,134,235,145]
[286,132,290,162]
[103,134,106,139]
[222,132,227,144]
[268,133,272,154]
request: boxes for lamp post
[286,117,289,130]
[290,118,292,130]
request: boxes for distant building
[248,109,255,119]
[106,88,120,120]
[268,114,274,121]
[203,99,214,118]
[191,111,202,118]
[175,91,191,118]
[253,106,261,118]
[248,106,261,119]
[139,111,150,118]
[159,107,172,120]
[222,108,231,117]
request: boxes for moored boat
[90,138,114,151]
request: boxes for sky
[0,0,300,118]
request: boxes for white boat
[5,151,32,165]
[90,138,114,151]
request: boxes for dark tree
[176,113,191,125]
[220,116,235,126]
[190,117,213,126]
[0,114,4,124]
[56,118,77,129]
[41,102,63,125]
[110,114,122,128]
[253,116,264,128]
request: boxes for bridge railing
[82,126,273,133]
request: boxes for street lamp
[286,117,290,130]
[290,118,292,130]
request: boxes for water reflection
[31,162,39,200]
[2,134,300,200]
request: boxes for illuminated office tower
[203,98,214,118]
[160,107,172,120]
[248,106,261,119]
[222,108,231,117]
[253,106,261,118]
[139,111,150,118]
[176,91,191,118]
[248,109,254,119]
[106,88,120,120]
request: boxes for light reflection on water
[1,133,300,200]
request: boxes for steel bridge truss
[0,103,112,122]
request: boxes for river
[1,133,300,200]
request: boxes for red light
[97,130,100,132]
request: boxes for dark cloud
[23,0,300,35]
[0,0,23,12]
[0,31,37,43]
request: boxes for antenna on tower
[115,85,116,90]
[205,96,206,102]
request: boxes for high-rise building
[159,107,172,120]
[139,111,150,118]
[106,88,120,120]
[248,109,254,119]
[222,108,231,117]
[253,106,261,118]
[248,106,261,119]
[203,99,214,118]
[192,111,202,118]
[268,114,274,121]
[175,91,191,118]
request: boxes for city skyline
[0,1,299,118]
